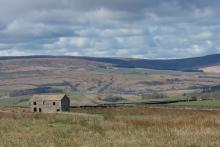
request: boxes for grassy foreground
[0,107,219,147]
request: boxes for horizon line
[0,53,220,61]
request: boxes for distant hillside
[82,54,220,72]
[1,54,220,72]
[1,54,220,106]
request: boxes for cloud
[0,49,31,56]
[192,31,213,40]
[0,0,220,58]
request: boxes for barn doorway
[57,109,60,112]
[33,108,37,112]
[39,108,42,112]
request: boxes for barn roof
[31,94,66,101]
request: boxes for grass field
[0,96,31,107]
[172,99,220,107]
[0,106,219,147]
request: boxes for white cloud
[116,49,130,56]
[83,8,122,22]
[191,44,205,54]
[4,20,47,36]
[64,52,80,56]
[0,0,220,58]
[0,49,31,56]
[192,31,213,40]
[131,54,145,59]
[44,37,93,49]
[206,40,213,47]
[193,8,215,18]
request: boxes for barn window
[39,108,42,112]
[33,102,37,105]
[43,101,45,105]
[53,102,56,105]
[33,108,37,112]
[57,109,60,112]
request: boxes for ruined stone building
[30,94,70,113]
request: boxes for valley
[0,55,220,107]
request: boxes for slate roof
[31,94,66,101]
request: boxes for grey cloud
[0,0,220,58]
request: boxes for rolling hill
[1,54,220,72]
[1,54,220,106]
[81,54,220,72]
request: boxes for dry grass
[0,106,219,147]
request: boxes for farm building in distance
[30,94,70,113]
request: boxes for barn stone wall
[31,100,62,113]
[30,95,70,113]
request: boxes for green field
[172,99,220,107]
[0,96,31,107]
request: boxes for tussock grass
[0,107,219,147]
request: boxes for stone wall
[31,100,61,113]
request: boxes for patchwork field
[0,106,219,147]
[1,57,220,107]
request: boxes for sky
[0,0,220,59]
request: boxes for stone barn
[30,94,70,113]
